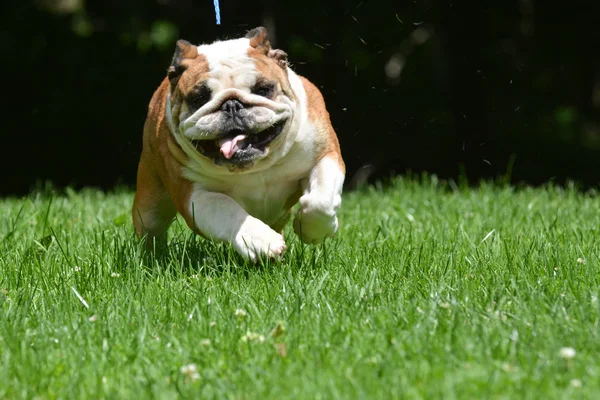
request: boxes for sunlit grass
[1,177,599,398]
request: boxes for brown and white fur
[132,27,345,262]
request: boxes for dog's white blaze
[199,38,259,91]
[198,38,253,67]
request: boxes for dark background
[2,0,599,196]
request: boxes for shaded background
[2,0,599,196]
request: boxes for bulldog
[132,27,345,262]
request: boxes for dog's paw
[234,217,287,262]
[293,192,340,244]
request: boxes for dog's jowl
[132,27,345,262]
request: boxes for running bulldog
[132,27,345,262]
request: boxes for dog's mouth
[190,120,286,162]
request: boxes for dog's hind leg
[132,155,177,248]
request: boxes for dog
[132,27,345,262]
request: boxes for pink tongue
[219,134,247,159]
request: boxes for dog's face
[166,28,296,172]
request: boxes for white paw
[293,193,340,244]
[234,217,287,262]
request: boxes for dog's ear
[246,27,271,53]
[246,27,288,70]
[268,48,288,70]
[167,40,198,87]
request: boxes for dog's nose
[221,99,244,115]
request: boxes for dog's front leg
[294,154,345,244]
[187,190,286,262]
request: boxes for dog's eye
[251,81,276,98]
[187,84,212,110]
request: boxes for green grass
[1,177,599,399]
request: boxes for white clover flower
[234,309,247,319]
[180,364,200,382]
[577,258,586,265]
[570,379,582,388]
[241,332,265,343]
[559,347,576,359]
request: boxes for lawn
[1,177,599,399]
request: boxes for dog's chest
[228,177,300,225]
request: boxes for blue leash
[214,0,221,24]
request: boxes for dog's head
[166,27,296,172]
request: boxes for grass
[1,176,599,399]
